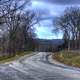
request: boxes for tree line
[54,7,80,51]
[0,0,39,57]
[1,1,79,55]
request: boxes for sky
[30,0,80,39]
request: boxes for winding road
[0,52,80,80]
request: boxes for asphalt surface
[0,52,80,80]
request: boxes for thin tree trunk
[68,40,70,51]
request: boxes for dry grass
[0,51,32,63]
[53,51,80,68]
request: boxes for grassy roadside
[53,51,80,68]
[0,51,32,63]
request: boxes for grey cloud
[37,0,80,5]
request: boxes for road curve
[0,52,80,80]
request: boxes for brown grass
[0,51,32,63]
[53,51,80,68]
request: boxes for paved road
[0,52,80,80]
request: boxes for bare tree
[0,0,40,57]
[53,7,80,50]
[15,11,38,52]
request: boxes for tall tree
[53,7,80,50]
[0,0,39,57]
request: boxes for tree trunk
[68,40,70,51]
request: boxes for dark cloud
[32,0,79,39]
[38,0,80,5]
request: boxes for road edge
[48,54,80,72]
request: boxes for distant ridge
[35,39,64,46]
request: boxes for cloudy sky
[30,0,80,39]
